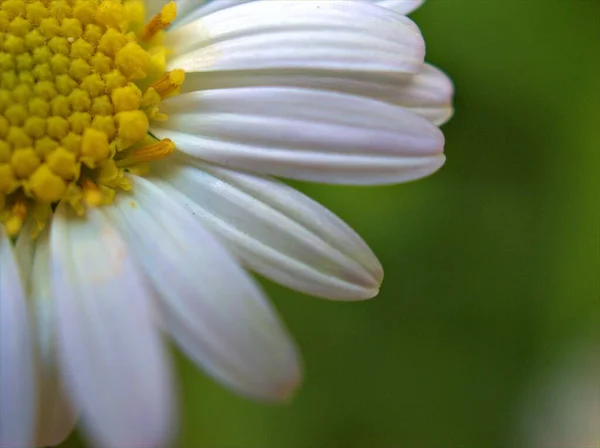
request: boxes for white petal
[16,229,78,448]
[173,0,252,28]
[376,0,425,14]
[172,0,425,29]
[166,1,425,76]
[106,176,301,402]
[155,160,383,299]
[50,205,174,448]
[179,63,454,126]
[35,365,76,448]
[152,87,445,185]
[394,64,454,126]
[0,233,35,448]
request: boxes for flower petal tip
[271,373,303,404]
[247,359,303,404]
[364,286,382,300]
[356,258,384,299]
[270,352,304,404]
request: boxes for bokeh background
[63,0,599,447]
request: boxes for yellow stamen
[25,165,67,203]
[112,83,142,112]
[140,1,177,42]
[115,110,149,146]
[80,128,110,168]
[29,202,52,238]
[5,199,26,236]
[0,164,18,194]
[116,138,175,167]
[0,0,184,237]
[46,147,80,181]
[151,69,186,98]
[82,179,103,206]
[97,159,131,190]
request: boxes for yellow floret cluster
[0,0,182,235]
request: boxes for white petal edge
[154,159,383,300]
[105,175,302,402]
[16,228,77,448]
[152,87,445,185]
[50,205,174,448]
[166,1,425,76]
[172,0,425,30]
[376,0,425,14]
[179,63,454,126]
[0,232,35,448]
[173,0,252,28]
[397,64,454,126]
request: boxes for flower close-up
[0,0,453,447]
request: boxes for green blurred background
[64,1,599,447]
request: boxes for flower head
[0,0,184,236]
[0,1,453,447]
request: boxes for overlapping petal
[171,0,426,29]
[50,205,174,448]
[0,0,452,446]
[0,233,35,448]
[391,64,454,126]
[154,160,383,299]
[16,229,77,447]
[172,0,251,27]
[375,0,425,14]
[152,86,444,184]
[179,63,454,126]
[106,176,302,402]
[34,355,77,448]
[166,1,425,75]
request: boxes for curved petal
[34,360,77,448]
[0,233,35,448]
[152,87,445,185]
[50,205,174,448]
[376,0,425,14]
[173,0,252,28]
[394,64,454,126]
[179,63,454,126]
[166,1,425,76]
[16,228,78,448]
[155,160,383,299]
[172,0,425,30]
[105,176,302,402]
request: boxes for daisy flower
[0,0,453,447]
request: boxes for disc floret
[0,0,183,236]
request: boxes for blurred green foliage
[63,1,599,447]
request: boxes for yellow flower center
[0,0,183,236]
